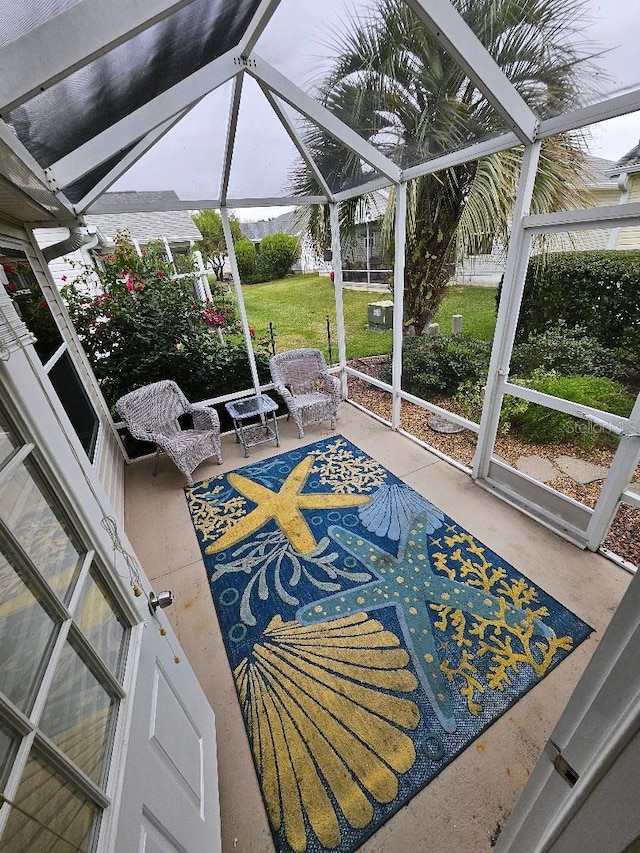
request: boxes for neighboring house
[240,209,321,273]
[241,192,389,279]
[35,190,202,290]
[455,150,640,285]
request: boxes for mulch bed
[347,358,640,569]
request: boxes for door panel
[150,665,205,808]
[112,621,220,853]
[497,566,640,852]
[0,268,220,853]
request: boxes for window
[0,402,131,851]
[1,246,100,462]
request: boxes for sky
[113,0,640,218]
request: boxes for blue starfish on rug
[186,436,592,853]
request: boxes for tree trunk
[402,164,475,334]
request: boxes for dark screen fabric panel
[5,0,261,168]
[62,143,139,204]
[0,0,82,48]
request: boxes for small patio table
[225,393,280,457]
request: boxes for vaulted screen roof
[0,0,639,224]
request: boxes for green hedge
[502,250,640,369]
[509,372,634,448]
[383,334,491,398]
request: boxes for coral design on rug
[186,436,592,853]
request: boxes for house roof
[241,211,298,242]
[86,191,202,246]
[607,140,640,177]
[585,155,617,186]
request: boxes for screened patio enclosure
[0,0,639,566]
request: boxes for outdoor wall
[615,178,640,250]
[34,227,100,292]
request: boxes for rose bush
[62,232,269,410]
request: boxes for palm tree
[293,0,598,333]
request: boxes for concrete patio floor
[123,403,631,853]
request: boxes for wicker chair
[269,348,341,438]
[116,380,222,485]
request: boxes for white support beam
[503,382,630,435]
[0,121,77,221]
[228,196,325,208]
[84,195,325,214]
[220,74,244,206]
[404,0,538,144]
[239,0,282,58]
[391,183,407,429]
[537,87,640,142]
[401,132,521,181]
[248,55,402,183]
[259,84,333,201]
[220,207,261,396]
[586,394,640,551]
[0,0,202,114]
[47,50,241,188]
[74,109,192,213]
[332,176,393,203]
[329,203,347,397]
[523,201,640,234]
[472,142,541,481]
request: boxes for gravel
[347,358,640,569]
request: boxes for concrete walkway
[515,453,610,484]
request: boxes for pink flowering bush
[62,232,268,409]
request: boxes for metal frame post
[391,182,407,429]
[329,203,347,398]
[472,142,541,480]
[220,207,261,396]
[586,393,640,551]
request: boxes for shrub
[499,250,640,371]
[235,239,257,280]
[257,233,301,280]
[62,232,269,410]
[510,321,623,380]
[383,334,491,398]
[454,379,529,436]
[509,371,634,448]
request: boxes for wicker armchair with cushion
[116,380,221,485]
[269,348,341,438]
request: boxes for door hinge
[546,739,579,788]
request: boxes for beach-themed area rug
[186,436,591,853]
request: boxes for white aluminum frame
[404,0,538,143]
[259,85,334,201]
[391,183,407,428]
[74,109,194,214]
[248,56,402,184]
[220,74,244,207]
[220,207,261,397]
[472,141,541,481]
[239,0,282,58]
[329,203,348,397]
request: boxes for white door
[0,279,220,851]
[496,563,640,853]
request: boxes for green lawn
[240,274,497,360]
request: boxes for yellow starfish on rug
[204,454,371,555]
